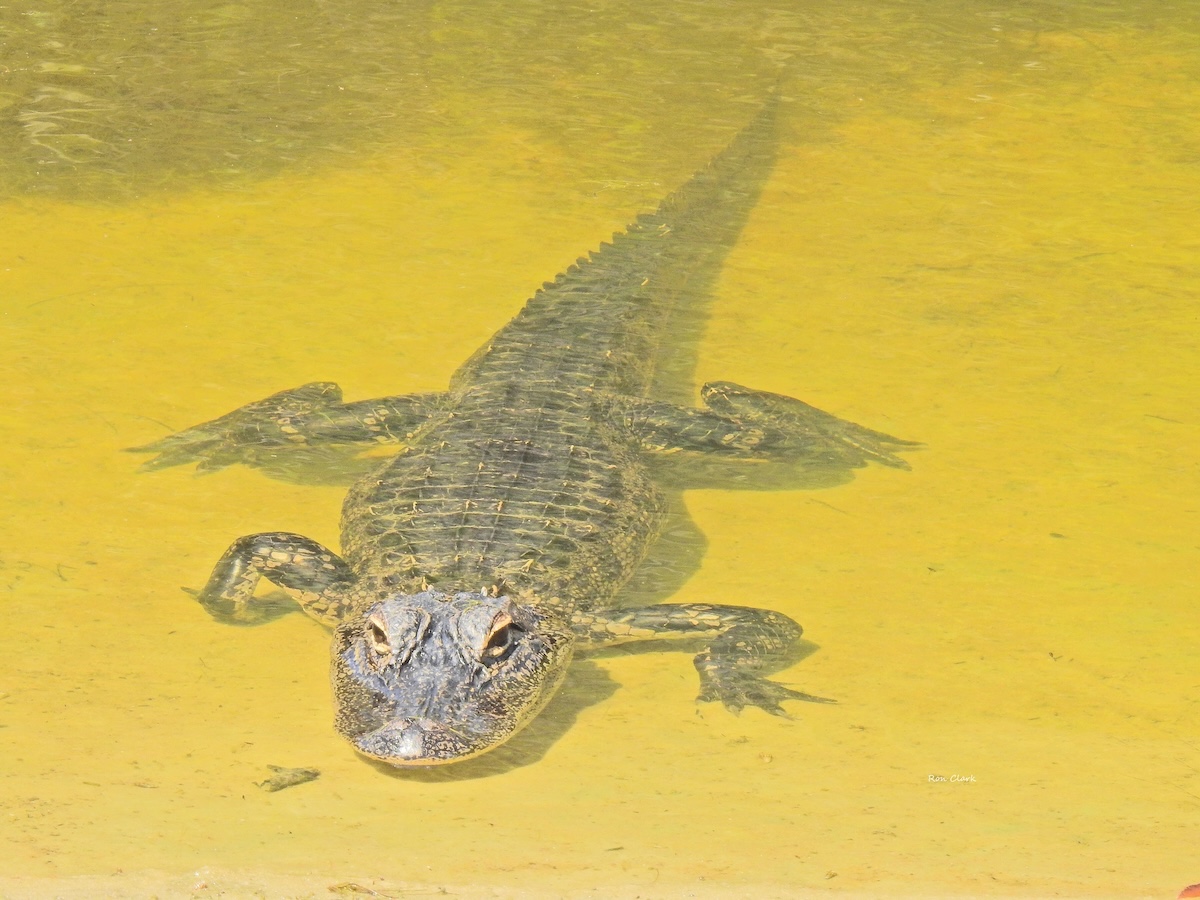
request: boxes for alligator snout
[353,718,466,765]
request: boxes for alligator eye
[481,613,517,662]
[366,615,390,657]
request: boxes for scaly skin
[131,90,917,766]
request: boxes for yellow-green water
[2,2,1199,897]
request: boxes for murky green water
[2,2,1199,897]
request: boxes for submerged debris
[255,764,320,792]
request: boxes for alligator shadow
[621,454,869,609]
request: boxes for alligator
[131,89,916,767]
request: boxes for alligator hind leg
[572,602,834,715]
[129,382,444,472]
[189,531,356,627]
[615,380,918,469]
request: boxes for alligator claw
[699,671,836,716]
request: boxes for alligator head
[331,590,573,766]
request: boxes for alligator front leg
[129,382,445,472]
[190,531,356,627]
[572,603,834,715]
[614,380,918,469]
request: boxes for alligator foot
[128,382,443,473]
[696,662,835,716]
[615,380,918,469]
[702,380,918,468]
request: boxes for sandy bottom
[2,7,1198,900]
[0,871,1145,900]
